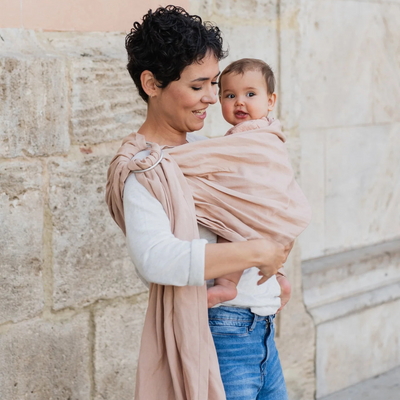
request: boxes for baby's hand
[276,274,291,313]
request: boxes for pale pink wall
[0,0,189,32]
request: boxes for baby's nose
[235,97,244,105]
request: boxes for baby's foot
[207,282,238,308]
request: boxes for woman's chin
[187,120,205,133]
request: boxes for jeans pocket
[209,320,250,337]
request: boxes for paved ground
[320,366,400,400]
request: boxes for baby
[207,58,290,308]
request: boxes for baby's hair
[218,58,275,95]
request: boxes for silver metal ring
[132,146,164,174]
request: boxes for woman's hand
[276,274,291,313]
[256,239,295,286]
[252,239,286,284]
[283,240,295,263]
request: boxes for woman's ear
[140,70,159,98]
[268,92,277,112]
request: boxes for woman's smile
[193,108,208,119]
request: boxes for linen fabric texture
[105,118,311,400]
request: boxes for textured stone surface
[321,366,400,400]
[213,0,277,20]
[316,299,400,398]
[0,161,44,324]
[0,53,70,157]
[324,123,400,253]
[299,123,400,259]
[299,130,325,260]
[49,154,146,310]
[70,56,146,144]
[0,313,91,399]
[277,0,304,131]
[298,0,400,129]
[94,295,148,400]
[276,244,316,400]
[303,239,400,308]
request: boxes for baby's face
[219,70,275,126]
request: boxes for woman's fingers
[257,274,269,285]
[257,276,269,285]
[251,238,286,282]
[283,240,295,262]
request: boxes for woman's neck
[138,116,188,147]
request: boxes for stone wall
[286,1,400,397]
[0,29,148,399]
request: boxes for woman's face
[155,52,220,134]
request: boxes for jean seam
[248,313,258,332]
[208,317,253,322]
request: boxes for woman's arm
[124,173,206,286]
[123,174,286,286]
[204,239,285,280]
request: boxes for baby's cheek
[220,101,232,119]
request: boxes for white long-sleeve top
[123,133,281,316]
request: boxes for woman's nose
[202,85,218,104]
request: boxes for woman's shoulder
[186,132,209,143]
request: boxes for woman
[106,6,291,400]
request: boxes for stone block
[189,0,213,17]
[299,130,325,260]
[213,0,277,21]
[49,154,147,310]
[0,313,91,399]
[276,244,316,400]
[0,53,70,157]
[297,1,400,129]
[316,299,400,398]
[324,123,400,253]
[278,0,305,130]
[94,295,148,399]
[70,56,146,144]
[0,161,44,324]
[303,239,400,324]
[219,24,279,72]
[320,366,400,400]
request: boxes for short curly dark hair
[125,5,227,103]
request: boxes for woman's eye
[191,87,202,91]
[211,81,218,86]
[247,92,255,97]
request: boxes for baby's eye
[247,92,256,97]
[226,94,235,99]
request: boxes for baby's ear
[268,92,277,112]
[219,95,222,104]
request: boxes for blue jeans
[208,306,288,400]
